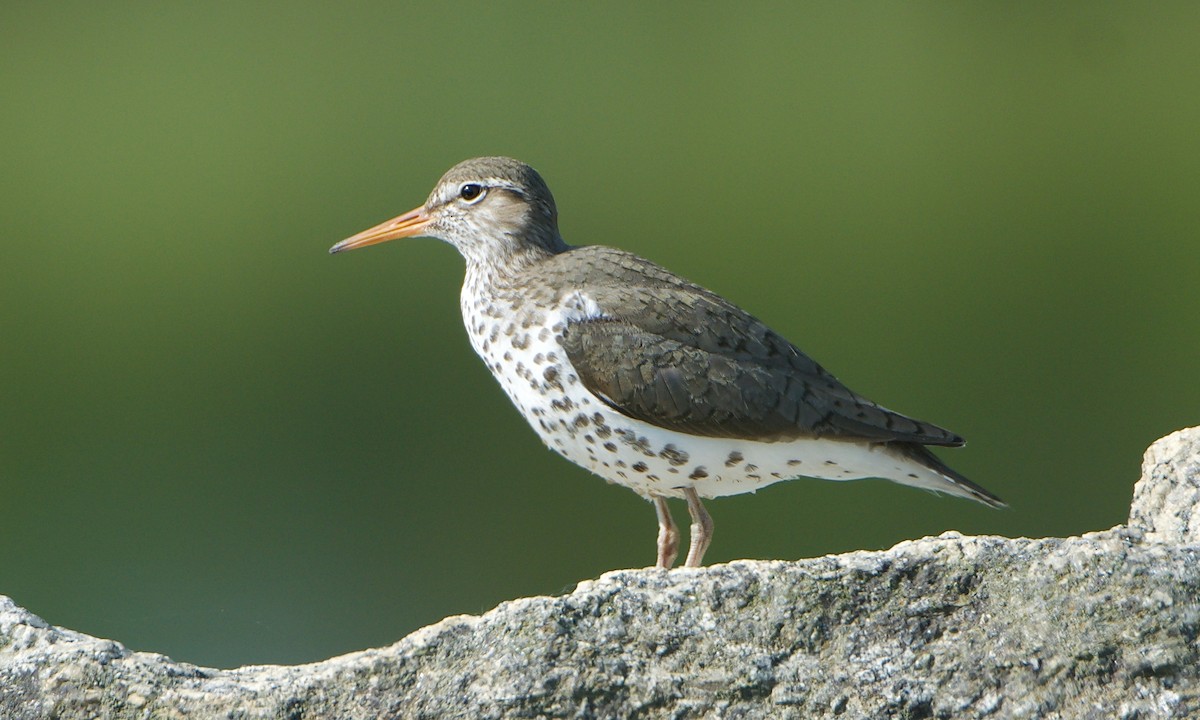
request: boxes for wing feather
[549,246,963,446]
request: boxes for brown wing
[552,246,964,446]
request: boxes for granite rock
[1130,426,1200,544]
[3,427,1199,719]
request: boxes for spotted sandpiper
[330,157,1004,568]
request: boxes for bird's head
[329,157,566,266]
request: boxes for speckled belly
[461,289,916,500]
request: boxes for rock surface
[1130,426,1200,545]
[3,428,1199,719]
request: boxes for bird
[330,156,1005,569]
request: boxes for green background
[3,4,1198,668]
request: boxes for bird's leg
[682,487,714,568]
[653,495,679,569]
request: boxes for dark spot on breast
[744,464,758,473]
[787,459,802,467]
[659,444,689,467]
[512,334,531,350]
[725,451,744,468]
[632,462,648,473]
[617,429,654,456]
[824,460,837,466]
[573,413,590,428]
[603,442,617,452]
[689,467,709,480]
[907,473,919,479]
[551,398,575,412]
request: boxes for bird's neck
[460,235,566,291]
[462,249,539,294]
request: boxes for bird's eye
[459,183,484,202]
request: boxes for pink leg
[683,487,713,567]
[653,495,679,569]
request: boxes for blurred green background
[2,4,1198,668]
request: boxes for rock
[3,428,1200,719]
[1130,426,1200,544]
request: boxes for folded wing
[553,247,963,446]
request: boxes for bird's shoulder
[536,244,706,295]
[537,245,758,339]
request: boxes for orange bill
[329,205,432,254]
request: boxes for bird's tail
[891,442,1007,509]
